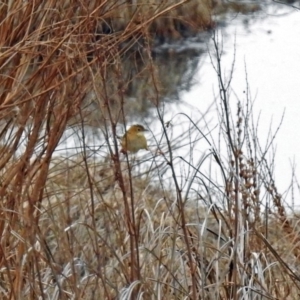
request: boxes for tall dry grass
[0,1,211,299]
[0,1,214,299]
[0,1,300,300]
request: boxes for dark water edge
[87,1,290,126]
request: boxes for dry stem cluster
[0,1,299,299]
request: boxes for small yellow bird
[120,124,148,154]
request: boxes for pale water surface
[164,3,300,206]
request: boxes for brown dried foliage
[0,1,216,298]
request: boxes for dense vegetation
[0,1,299,299]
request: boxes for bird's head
[127,124,148,136]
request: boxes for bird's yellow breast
[121,133,147,153]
